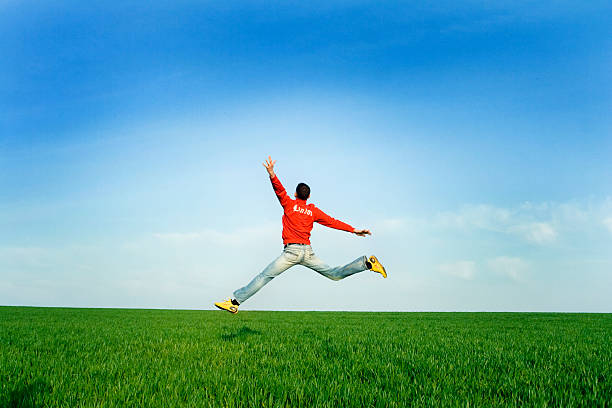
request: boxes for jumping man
[214,156,386,313]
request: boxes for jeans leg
[301,249,368,281]
[233,250,298,304]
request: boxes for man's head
[295,182,310,201]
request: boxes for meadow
[1,307,610,407]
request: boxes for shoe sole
[214,303,238,314]
[370,256,387,278]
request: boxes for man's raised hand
[263,156,276,178]
[353,229,371,237]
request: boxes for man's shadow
[220,326,261,341]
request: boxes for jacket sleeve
[313,207,354,232]
[270,175,291,208]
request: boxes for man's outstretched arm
[263,155,291,207]
[314,207,372,237]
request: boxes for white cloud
[377,218,408,232]
[435,204,511,231]
[438,261,476,280]
[153,224,278,246]
[431,200,612,245]
[487,256,528,282]
[510,222,557,244]
[0,246,61,270]
[603,217,612,234]
[152,232,203,241]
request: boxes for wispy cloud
[487,256,528,282]
[604,217,612,234]
[509,222,556,244]
[438,261,476,280]
[439,257,530,283]
[152,232,203,241]
[435,203,559,245]
[0,246,51,267]
[435,204,511,231]
[433,199,612,246]
[153,224,278,246]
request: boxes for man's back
[270,174,353,245]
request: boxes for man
[214,156,386,314]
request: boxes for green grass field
[1,307,611,407]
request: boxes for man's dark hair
[296,183,310,200]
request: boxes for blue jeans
[233,244,368,304]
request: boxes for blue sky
[1,1,611,311]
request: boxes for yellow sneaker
[214,298,239,314]
[369,255,387,278]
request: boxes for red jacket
[270,175,354,245]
